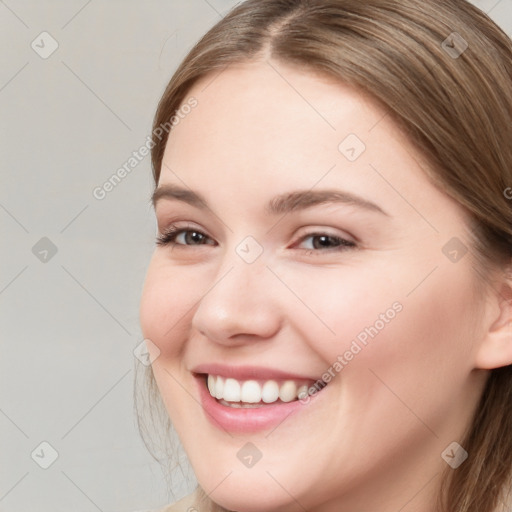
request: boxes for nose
[191,256,282,346]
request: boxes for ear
[474,265,512,370]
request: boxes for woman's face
[140,60,490,512]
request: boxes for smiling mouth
[201,373,328,408]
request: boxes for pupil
[314,235,332,249]
[187,232,203,244]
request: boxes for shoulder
[156,488,200,512]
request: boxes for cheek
[282,259,478,408]
[329,262,479,436]
[139,259,205,428]
[275,263,406,363]
[139,258,202,358]
[380,262,477,372]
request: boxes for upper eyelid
[293,225,356,241]
[292,233,357,251]
[157,220,209,234]
[157,225,216,245]
[158,225,356,250]
[158,224,353,238]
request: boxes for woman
[137,0,512,511]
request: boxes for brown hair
[140,1,512,510]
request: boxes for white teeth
[223,378,241,402]
[206,374,323,404]
[241,380,261,403]
[214,376,224,399]
[297,385,308,400]
[261,380,280,403]
[207,375,215,395]
[279,380,297,403]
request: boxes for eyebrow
[151,184,389,216]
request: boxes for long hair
[139,1,512,510]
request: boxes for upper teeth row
[207,374,311,404]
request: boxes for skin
[139,59,512,512]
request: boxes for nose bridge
[191,238,280,343]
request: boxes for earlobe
[474,274,512,370]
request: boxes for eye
[295,233,356,252]
[155,226,356,253]
[156,225,216,247]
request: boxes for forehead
[163,60,390,184]
[158,59,467,233]
[172,59,381,150]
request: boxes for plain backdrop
[1,1,511,511]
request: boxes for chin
[204,483,296,512]
[191,458,319,512]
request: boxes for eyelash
[155,225,357,254]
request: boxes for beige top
[152,487,512,512]
[157,489,200,512]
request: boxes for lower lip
[195,374,324,433]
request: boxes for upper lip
[191,363,322,382]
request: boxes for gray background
[1,1,510,511]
